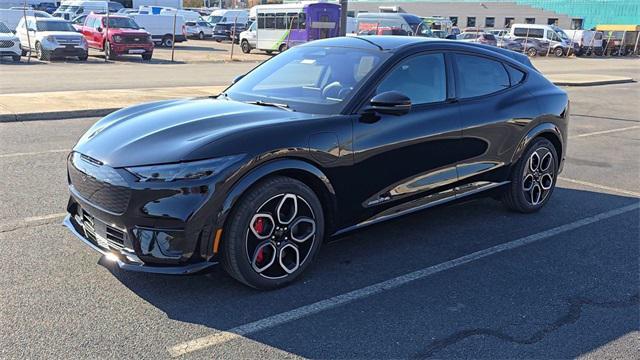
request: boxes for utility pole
[339,0,348,36]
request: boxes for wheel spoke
[540,151,553,172]
[249,213,275,240]
[540,173,554,190]
[529,151,540,172]
[278,243,300,274]
[276,194,298,225]
[530,183,542,205]
[251,241,276,273]
[522,174,534,191]
[289,217,316,243]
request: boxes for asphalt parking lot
[1,62,639,359]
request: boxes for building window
[449,16,458,26]
[547,18,558,25]
[485,17,495,28]
[525,18,536,24]
[504,17,514,28]
[571,18,583,30]
[466,17,476,27]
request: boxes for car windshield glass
[106,17,139,29]
[36,21,75,32]
[209,15,222,23]
[68,6,80,12]
[0,22,11,33]
[555,29,569,41]
[225,46,389,114]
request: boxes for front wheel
[241,39,251,53]
[35,42,49,61]
[554,47,565,57]
[278,43,288,53]
[105,41,116,60]
[12,55,21,62]
[502,138,558,213]
[142,52,152,61]
[198,31,204,40]
[221,176,324,290]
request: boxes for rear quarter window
[454,54,510,99]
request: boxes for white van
[563,29,604,56]
[507,23,578,56]
[160,8,202,22]
[54,1,108,21]
[206,9,248,26]
[130,13,186,47]
[0,9,51,30]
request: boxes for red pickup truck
[79,14,154,60]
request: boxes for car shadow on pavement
[106,187,639,358]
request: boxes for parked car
[497,36,524,52]
[564,30,603,56]
[63,36,569,289]
[206,9,248,27]
[79,13,153,60]
[488,29,508,38]
[70,14,86,31]
[457,32,497,46]
[595,25,639,56]
[511,37,551,57]
[213,22,245,43]
[357,12,432,37]
[431,29,448,38]
[184,20,213,40]
[36,2,58,14]
[53,1,107,21]
[239,20,256,53]
[129,14,186,47]
[506,24,577,57]
[16,16,88,60]
[117,8,138,15]
[0,9,51,30]
[0,21,21,62]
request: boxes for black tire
[502,138,558,213]
[35,42,49,61]
[105,41,116,60]
[142,52,152,61]
[221,176,324,290]
[78,53,88,61]
[198,31,204,40]
[161,36,173,47]
[527,47,537,57]
[241,39,251,53]
[554,47,564,57]
[215,38,221,43]
[265,50,273,55]
[12,55,21,62]
[278,43,288,53]
[21,48,28,56]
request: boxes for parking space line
[0,213,67,233]
[569,125,640,139]
[558,177,640,198]
[167,202,640,357]
[0,149,68,159]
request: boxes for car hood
[109,28,148,35]
[73,97,311,167]
[0,33,18,41]
[40,31,84,38]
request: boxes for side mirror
[232,74,245,84]
[368,91,411,115]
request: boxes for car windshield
[224,45,389,114]
[68,6,80,13]
[37,21,75,32]
[0,22,11,33]
[208,15,223,23]
[106,17,139,29]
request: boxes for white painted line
[167,202,640,357]
[0,212,67,233]
[0,149,68,159]
[23,212,68,223]
[569,125,640,139]
[558,177,640,198]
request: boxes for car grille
[55,36,81,45]
[0,40,15,48]
[68,153,131,214]
[122,34,148,44]
[82,211,126,249]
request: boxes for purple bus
[253,2,341,53]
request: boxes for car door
[452,52,538,195]
[81,16,94,47]
[349,52,463,225]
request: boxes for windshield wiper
[245,100,294,112]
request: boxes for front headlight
[46,35,57,43]
[112,35,123,43]
[125,155,244,182]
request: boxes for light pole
[339,0,348,36]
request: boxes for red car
[79,14,153,60]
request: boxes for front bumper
[109,43,154,55]
[64,214,216,274]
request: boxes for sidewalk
[0,74,633,122]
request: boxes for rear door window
[454,54,510,99]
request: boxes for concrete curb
[553,78,635,87]
[0,108,119,123]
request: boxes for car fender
[511,121,563,165]
[215,157,338,233]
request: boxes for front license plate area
[128,49,145,54]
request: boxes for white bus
[251,1,340,54]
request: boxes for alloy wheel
[245,193,317,279]
[522,147,555,206]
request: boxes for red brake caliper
[254,218,265,263]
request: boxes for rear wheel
[161,36,173,47]
[265,50,273,55]
[527,47,538,57]
[502,138,558,213]
[241,39,251,53]
[278,43,288,53]
[221,176,324,290]
[554,47,565,57]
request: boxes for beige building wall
[349,1,577,29]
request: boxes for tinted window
[506,66,525,85]
[377,53,446,105]
[454,54,510,98]
[275,13,285,29]
[513,27,544,38]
